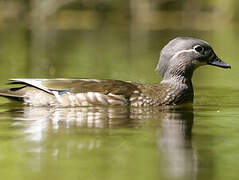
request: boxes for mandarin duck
[0,37,230,107]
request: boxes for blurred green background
[0,0,236,88]
[0,1,239,180]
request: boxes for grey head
[155,37,231,80]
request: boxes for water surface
[0,88,238,180]
[0,25,238,180]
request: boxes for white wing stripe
[9,79,52,94]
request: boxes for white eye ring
[193,45,204,53]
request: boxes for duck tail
[0,88,24,101]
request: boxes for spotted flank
[55,92,128,107]
[28,91,129,107]
[130,93,154,107]
[2,78,137,107]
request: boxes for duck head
[155,37,231,80]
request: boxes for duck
[0,37,231,107]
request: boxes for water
[0,26,239,179]
[0,92,238,180]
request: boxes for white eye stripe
[171,49,197,60]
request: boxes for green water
[0,26,238,180]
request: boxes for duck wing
[7,78,140,97]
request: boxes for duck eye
[194,45,204,53]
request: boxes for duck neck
[161,64,194,85]
[161,74,192,86]
[160,73,194,104]
[161,71,193,85]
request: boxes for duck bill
[207,56,231,69]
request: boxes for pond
[0,27,238,180]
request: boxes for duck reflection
[7,104,197,179]
[157,108,197,180]
[10,106,132,142]
[13,106,131,128]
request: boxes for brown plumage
[0,37,230,107]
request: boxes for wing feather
[8,79,140,97]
